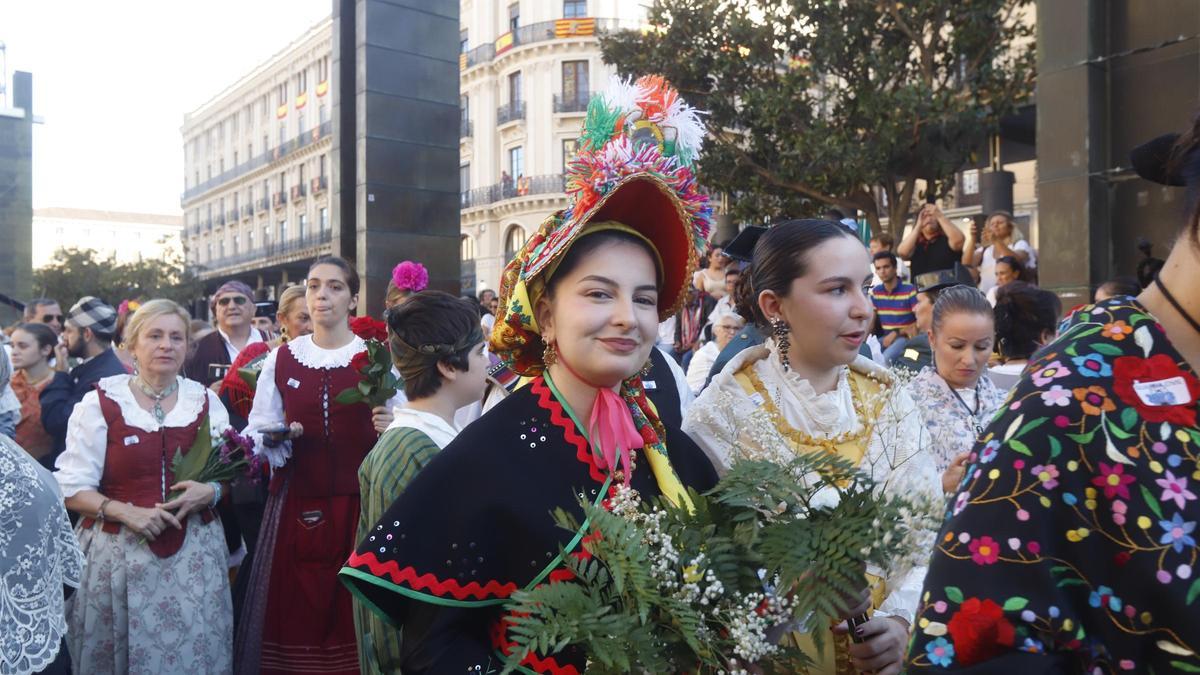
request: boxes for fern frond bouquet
[502,451,940,674]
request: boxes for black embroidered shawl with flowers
[906,297,1200,672]
[339,376,717,675]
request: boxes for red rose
[349,316,388,342]
[350,350,370,373]
[1112,354,1199,426]
[947,597,1016,666]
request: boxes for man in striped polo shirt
[869,251,919,364]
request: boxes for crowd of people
[2,78,1199,675]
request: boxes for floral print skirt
[66,514,232,675]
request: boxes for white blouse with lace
[244,334,406,467]
[683,340,942,625]
[54,374,232,499]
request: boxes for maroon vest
[83,385,215,558]
[272,342,378,498]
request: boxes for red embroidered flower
[1112,354,1200,426]
[349,316,388,342]
[968,536,1001,565]
[350,350,370,373]
[947,597,1016,666]
[1092,462,1135,500]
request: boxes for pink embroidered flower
[1156,471,1198,510]
[1092,462,1135,500]
[1032,464,1059,489]
[1111,500,1127,526]
[1032,361,1071,386]
[1040,385,1072,408]
[968,536,1001,565]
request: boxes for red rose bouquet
[336,316,399,407]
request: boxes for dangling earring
[543,339,558,366]
[131,357,140,376]
[769,316,790,371]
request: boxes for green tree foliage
[600,0,1035,234]
[33,244,201,311]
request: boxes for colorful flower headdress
[492,75,713,377]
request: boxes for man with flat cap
[39,296,127,467]
[186,280,269,388]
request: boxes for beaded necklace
[743,366,876,456]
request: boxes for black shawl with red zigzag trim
[340,376,718,674]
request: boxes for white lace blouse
[683,340,942,624]
[54,374,231,499]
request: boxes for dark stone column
[1035,0,1109,305]
[332,0,461,316]
[1036,0,1200,302]
[0,72,34,326]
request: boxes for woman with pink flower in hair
[384,260,429,312]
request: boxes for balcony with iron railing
[553,91,590,113]
[197,228,334,276]
[459,18,642,72]
[290,183,307,201]
[496,100,526,125]
[256,197,269,212]
[216,212,227,226]
[226,209,239,223]
[272,191,287,209]
[461,173,565,209]
[311,176,328,194]
[182,120,333,203]
[242,203,254,219]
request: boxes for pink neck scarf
[554,352,644,484]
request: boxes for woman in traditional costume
[235,256,397,675]
[339,76,720,674]
[684,219,942,675]
[56,299,233,674]
[905,118,1200,672]
[907,285,1007,493]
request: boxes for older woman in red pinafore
[235,256,397,675]
[56,299,233,674]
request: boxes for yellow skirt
[785,573,887,674]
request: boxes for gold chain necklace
[744,367,876,456]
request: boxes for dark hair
[993,281,1062,360]
[13,322,58,356]
[545,229,660,298]
[724,267,741,279]
[386,290,481,400]
[23,298,59,320]
[1097,276,1141,298]
[824,207,847,221]
[1169,110,1200,245]
[994,255,1024,274]
[872,250,898,266]
[931,286,993,332]
[308,256,360,296]
[477,288,495,302]
[870,233,895,249]
[734,219,860,327]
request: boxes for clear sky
[1,0,332,216]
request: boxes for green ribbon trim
[341,372,613,621]
[542,370,592,446]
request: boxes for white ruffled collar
[97,374,207,433]
[285,334,366,370]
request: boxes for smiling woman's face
[537,239,660,388]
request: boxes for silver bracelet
[209,481,222,508]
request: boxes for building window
[509,146,524,180]
[232,231,239,254]
[279,219,288,241]
[562,138,578,170]
[562,60,589,103]
[460,29,469,53]
[319,155,327,178]
[297,111,305,133]
[508,3,520,32]
[460,163,470,192]
[318,56,329,82]
[461,234,476,260]
[508,71,522,106]
[563,0,586,18]
[319,104,328,124]
[504,225,526,261]
[277,81,288,106]
[461,94,469,122]
[320,207,329,231]
[262,224,270,246]
[206,242,212,262]
[247,227,255,250]
[296,69,308,95]
[961,169,980,195]
[299,213,308,240]
[278,124,286,146]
